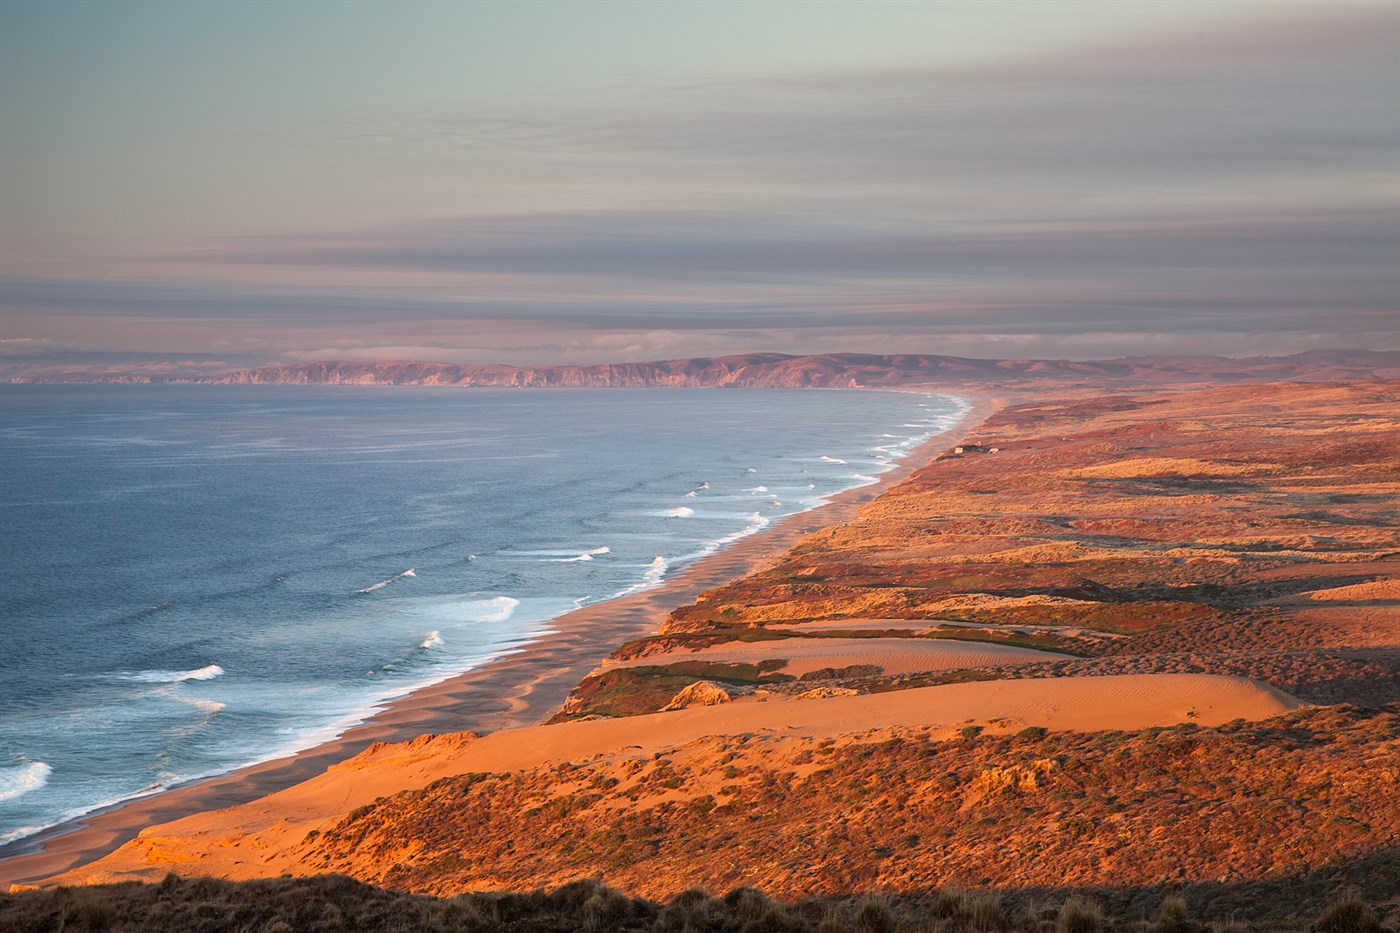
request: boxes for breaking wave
[561,546,611,562]
[122,664,225,684]
[358,568,416,593]
[462,596,520,623]
[656,506,695,518]
[420,630,444,649]
[0,758,52,803]
[819,455,847,464]
[643,555,669,584]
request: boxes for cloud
[161,201,1395,344]
[0,336,71,357]
[6,2,1397,366]
[398,3,1397,194]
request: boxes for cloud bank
[3,3,1396,364]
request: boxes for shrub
[657,887,715,932]
[960,725,984,739]
[60,890,116,932]
[1016,726,1049,740]
[1316,893,1381,933]
[742,905,804,933]
[552,876,607,910]
[959,890,1007,931]
[1156,894,1189,933]
[1057,896,1104,933]
[853,894,896,933]
[723,886,773,922]
[580,888,632,931]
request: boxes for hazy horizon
[2,0,1397,373]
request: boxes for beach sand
[0,389,1002,889]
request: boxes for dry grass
[2,875,1394,932]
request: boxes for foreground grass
[2,874,1391,932]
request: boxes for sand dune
[601,636,1066,677]
[1296,578,1399,602]
[32,673,1301,888]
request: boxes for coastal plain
[3,373,1398,928]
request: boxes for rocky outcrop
[659,680,751,710]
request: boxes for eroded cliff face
[6,350,1399,386]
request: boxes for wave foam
[463,596,520,623]
[420,630,444,649]
[124,664,225,684]
[562,546,611,562]
[355,565,414,588]
[358,568,417,593]
[0,759,53,803]
[643,555,668,584]
[657,506,695,518]
[747,485,768,493]
[177,697,226,715]
[819,455,847,464]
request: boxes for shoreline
[0,387,1002,889]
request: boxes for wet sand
[0,388,1000,889]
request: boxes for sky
[1,0,1397,371]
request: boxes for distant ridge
[5,350,1397,387]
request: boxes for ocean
[0,385,967,847]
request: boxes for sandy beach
[0,388,1001,889]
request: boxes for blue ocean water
[0,385,967,846]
